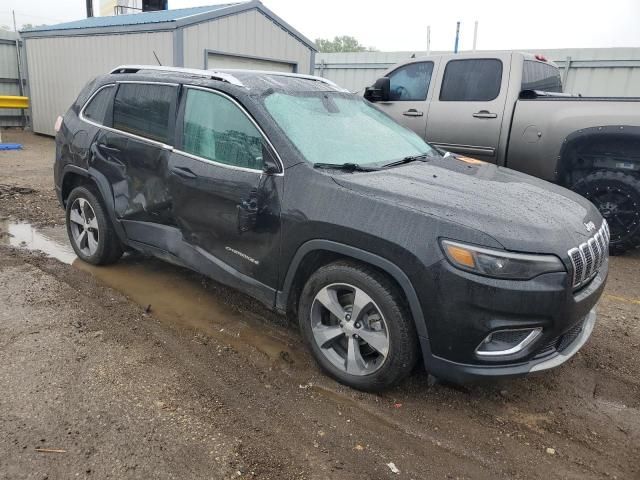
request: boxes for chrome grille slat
[568,220,609,289]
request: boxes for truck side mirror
[364,77,390,102]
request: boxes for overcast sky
[1,0,639,52]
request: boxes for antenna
[153,51,162,66]
[454,21,460,53]
[427,25,431,54]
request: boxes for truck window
[386,62,434,101]
[439,59,502,101]
[113,83,178,144]
[521,60,562,92]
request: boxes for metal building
[20,0,317,135]
[315,48,640,96]
[0,30,26,127]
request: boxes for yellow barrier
[0,96,29,109]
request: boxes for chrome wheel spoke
[357,329,389,357]
[346,336,367,374]
[69,209,84,226]
[315,286,347,320]
[350,288,373,323]
[77,230,88,250]
[313,325,344,348]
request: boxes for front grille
[568,220,609,289]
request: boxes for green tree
[315,35,377,53]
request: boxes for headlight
[440,240,565,280]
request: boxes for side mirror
[364,77,390,102]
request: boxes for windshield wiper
[313,162,379,172]
[380,153,436,169]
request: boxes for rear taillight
[534,54,548,62]
[54,115,63,133]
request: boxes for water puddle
[0,220,76,264]
[1,220,302,367]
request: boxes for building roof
[20,1,316,51]
[22,3,240,32]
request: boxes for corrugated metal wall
[182,9,312,73]
[315,48,640,96]
[0,30,25,127]
[25,31,173,135]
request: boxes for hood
[332,156,602,255]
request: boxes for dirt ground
[1,128,639,480]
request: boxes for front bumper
[416,256,607,383]
[420,309,596,383]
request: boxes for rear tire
[65,185,123,265]
[573,170,640,255]
[298,260,418,392]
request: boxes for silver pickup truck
[364,51,640,254]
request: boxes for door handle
[97,143,120,153]
[171,166,197,179]
[472,110,497,119]
[402,109,424,117]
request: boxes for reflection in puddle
[1,220,301,367]
[0,221,76,264]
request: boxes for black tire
[65,185,123,265]
[298,260,418,391]
[573,170,640,255]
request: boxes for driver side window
[182,88,264,170]
[387,62,434,101]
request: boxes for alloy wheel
[310,283,389,376]
[69,197,100,257]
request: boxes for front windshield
[263,91,438,166]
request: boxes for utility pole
[454,21,460,53]
[86,0,94,18]
[472,21,478,51]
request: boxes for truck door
[373,60,437,137]
[426,55,510,163]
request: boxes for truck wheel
[65,186,123,265]
[573,171,640,255]
[298,260,418,392]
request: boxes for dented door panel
[168,152,282,288]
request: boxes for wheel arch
[60,165,128,243]
[557,125,640,186]
[276,240,429,341]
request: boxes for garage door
[206,52,295,73]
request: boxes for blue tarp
[0,143,22,150]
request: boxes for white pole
[473,21,478,51]
[427,26,431,55]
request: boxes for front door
[426,55,511,162]
[373,60,435,137]
[168,86,282,289]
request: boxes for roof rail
[217,69,349,91]
[109,65,245,87]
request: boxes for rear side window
[440,59,503,101]
[82,85,114,125]
[521,60,562,92]
[387,62,434,101]
[182,89,264,170]
[113,83,178,143]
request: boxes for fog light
[476,328,542,356]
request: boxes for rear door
[91,81,178,226]
[426,54,511,162]
[373,60,437,137]
[168,86,283,289]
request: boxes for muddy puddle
[1,220,303,368]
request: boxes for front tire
[298,260,418,391]
[65,185,123,265]
[573,170,640,255]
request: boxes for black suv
[54,66,608,391]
